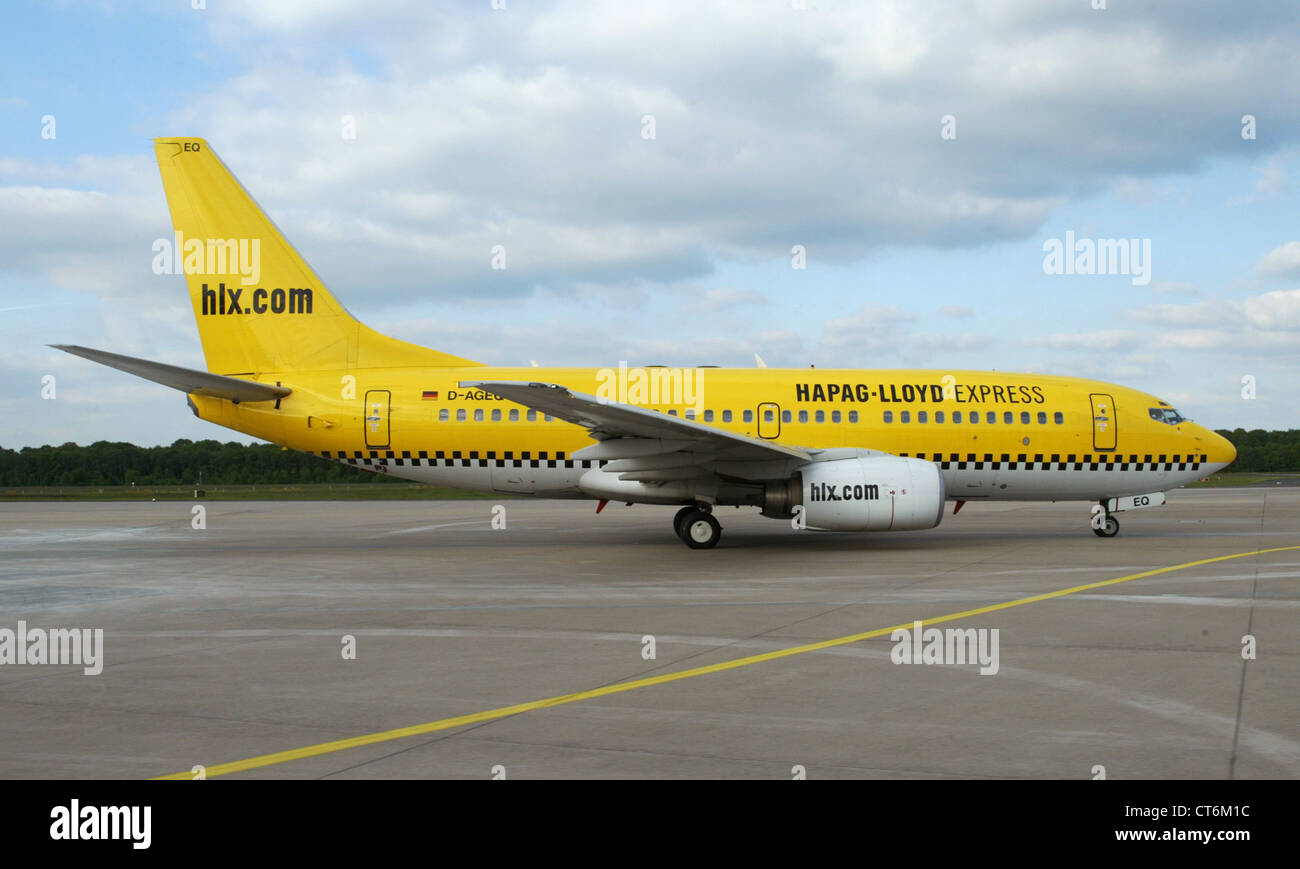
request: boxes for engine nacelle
[796,456,945,531]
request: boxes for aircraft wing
[458,379,810,465]
[52,344,291,403]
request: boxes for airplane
[53,138,1238,548]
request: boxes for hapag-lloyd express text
[794,382,1047,404]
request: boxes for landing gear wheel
[677,509,722,549]
[1093,515,1120,537]
[672,506,695,538]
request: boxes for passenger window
[952,411,962,423]
[474,409,484,421]
[901,411,911,423]
[831,410,841,423]
[509,409,519,421]
[1037,411,1047,424]
[544,414,554,422]
[970,412,979,425]
[743,410,753,423]
[986,411,996,424]
[918,411,927,423]
[815,410,825,423]
[935,411,944,423]
[848,410,858,423]
[782,410,792,423]
[1021,411,1030,425]
[491,409,501,422]
[1003,411,1013,424]
[439,409,449,422]
[456,409,467,422]
[1054,411,1063,424]
[763,409,773,422]
[884,411,894,423]
[704,410,714,422]
[722,410,732,422]
[799,410,809,423]
[685,409,695,420]
[669,409,678,416]
[526,410,537,422]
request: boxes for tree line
[1218,428,1300,474]
[0,429,1297,486]
[0,440,400,486]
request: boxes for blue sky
[3,0,1299,448]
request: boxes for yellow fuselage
[191,366,1236,502]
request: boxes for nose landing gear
[1092,501,1120,538]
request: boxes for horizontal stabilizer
[51,344,291,403]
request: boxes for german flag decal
[422,390,438,400]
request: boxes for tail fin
[153,137,479,375]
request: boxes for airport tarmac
[0,489,1297,779]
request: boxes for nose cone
[1203,429,1237,469]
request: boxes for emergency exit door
[757,402,781,439]
[1089,393,1116,451]
[364,390,391,449]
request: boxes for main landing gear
[673,504,722,549]
[1093,501,1120,538]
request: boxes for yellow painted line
[154,545,1300,779]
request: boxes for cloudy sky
[3,0,1299,448]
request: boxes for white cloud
[1020,329,1139,352]
[1130,299,1239,327]
[375,315,805,370]
[820,304,916,352]
[1151,281,1197,295]
[696,288,766,313]
[1123,290,1300,350]
[1243,288,1300,329]
[1257,155,1291,194]
[1152,329,1236,351]
[1114,178,1192,208]
[1255,242,1300,280]
[913,333,993,352]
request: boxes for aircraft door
[365,389,391,449]
[1089,393,1116,451]
[757,402,781,439]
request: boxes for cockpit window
[1149,407,1187,425]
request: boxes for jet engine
[765,455,946,531]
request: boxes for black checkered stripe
[322,449,607,470]
[901,452,1209,472]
